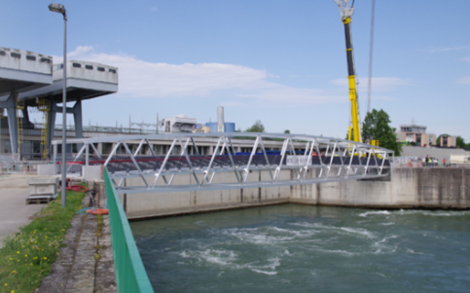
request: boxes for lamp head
[48,3,66,16]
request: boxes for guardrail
[104,168,154,293]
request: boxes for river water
[131,204,470,292]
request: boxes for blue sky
[3,0,470,141]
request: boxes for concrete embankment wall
[120,168,470,220]
[122,170,291,220]
[291,167,470,209]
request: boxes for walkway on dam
[36,210,116,293]
[36,186,116,293]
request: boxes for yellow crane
[334,0,362,143]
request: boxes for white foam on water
[178,248,239,267]
[266,257,281,270]
[291,222,316,228]
[271,226,317,239]
[339,227,375,239]
[379,222,395,226]
[405,248,433,256]
[179,250,191,258]
[251,269,277,275]
[316,249,357,256]
[247,257,280,275]
[307,223,375,239]
[222,226,313,245]
[372,235,398,254]
[202,249,238,266]
[359,210,391,217]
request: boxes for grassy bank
[0,186,86,293]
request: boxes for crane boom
[335,0,361,143]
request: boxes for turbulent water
[131,205,470,293]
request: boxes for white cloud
[330,77,410,91]
[54,46,346,105]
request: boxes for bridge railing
[103,167,154,293]
[53,133,394,193]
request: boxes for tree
[362,109,402,155]
[456,136,466,148]
[284,130,290,134]
[245,120,265,132]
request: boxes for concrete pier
[292,167,470,209]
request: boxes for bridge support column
[0,92,18,154]
[71,99,83,139]
[47,100,59,158]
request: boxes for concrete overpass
[0,47,118,158]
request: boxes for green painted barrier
[104,168,154,293]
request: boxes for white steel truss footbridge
[51,133,394,194]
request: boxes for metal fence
[104,168,154,293]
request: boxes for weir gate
[51,133,394,193]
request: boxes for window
[72,63,81,68]
[26,55,36,61]
[0,50,6,56]
[53,64,64,70]
[402,127,412,132]
[97,67,105,72]
[10,52,21,58]
[40,57,51,63]
[109,68,117,73]
[85,65,93,70]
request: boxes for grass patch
[0,184,87,293]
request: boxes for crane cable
[366,0,376,114]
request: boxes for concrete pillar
[47,100,59,158]
[72,99,83,139]
[0,92,18,153]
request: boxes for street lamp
[49,3,67,208]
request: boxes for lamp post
[48,3,67,208]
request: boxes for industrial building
[161,115,197,133]
[398,123,456,147]
[398,124,436,147]
[203,106,235,133]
